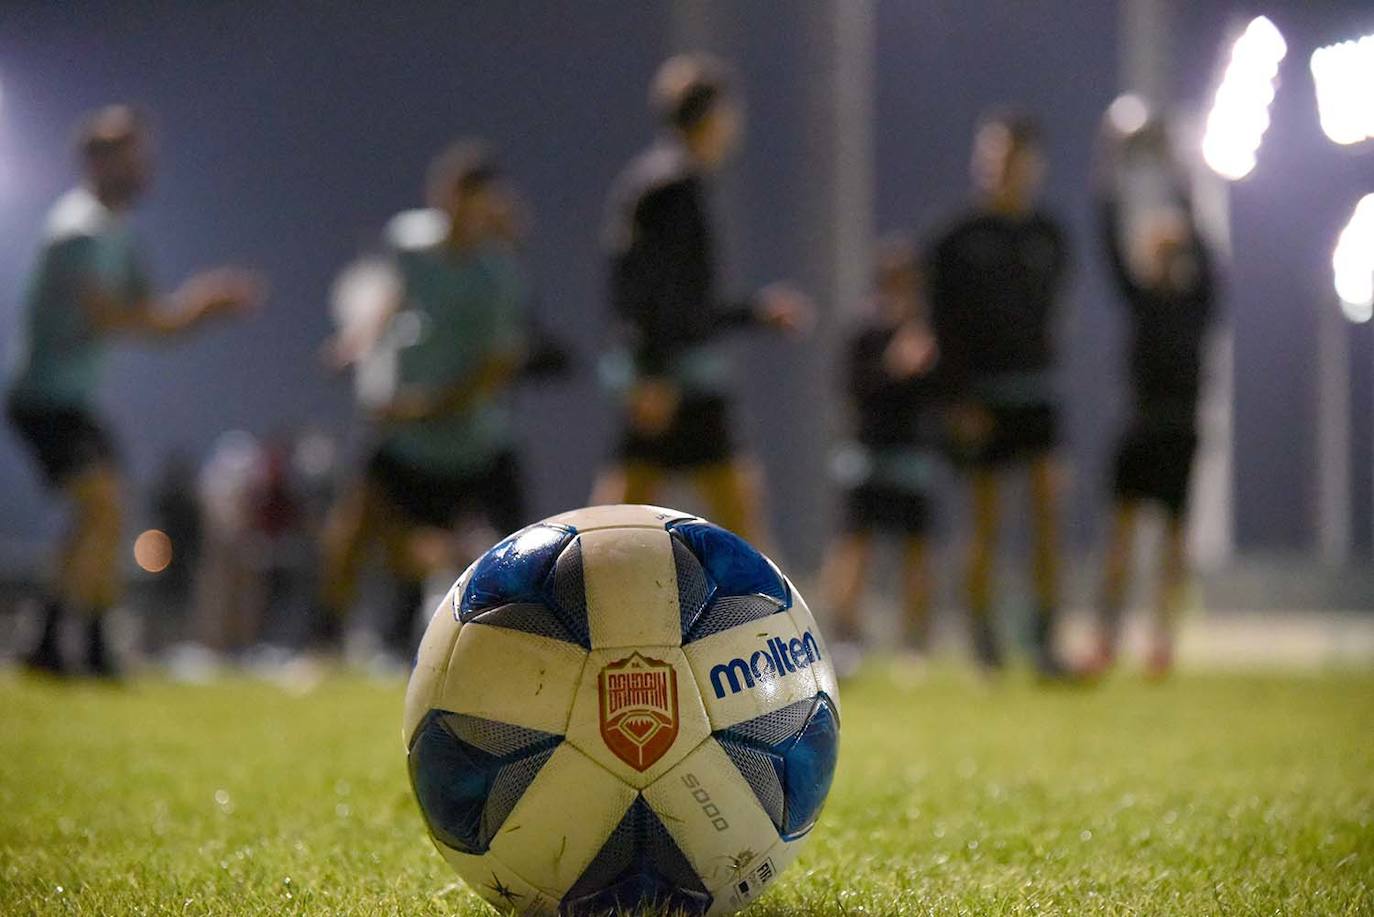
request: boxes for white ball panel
[564,646,711,789]
[544,503,697,533]
[642,738,781,892]
[705,833,809,916]
[683,614,820,733]
[439,623,587,736]
[785,585,840,717]
[402,581,463,748]
[579,526,683,649]
[435,844,560,915]
[486,743,638,900]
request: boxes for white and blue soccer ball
[403,504,841,915]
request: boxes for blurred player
[928,113,1070,677]
[593,53,810,539]
[1086,112,1217,679]
[4,105,261,678]
[319,141,529,660]
[821,236,939,669]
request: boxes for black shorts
[618,395,736,470]
[366,447,525,533]
[1113,425,1198,517]
[6,398,117,488]
[949,400,1058,470]
[844,483,930,537]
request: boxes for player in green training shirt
[319,141,530,659]
[5,106,262,677]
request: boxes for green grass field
[1,665,1370,915]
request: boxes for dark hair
[652,54,730,131]
[979,110,1042,150]
[76,105,147,161]
[427,139,502,203]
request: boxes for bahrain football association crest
[597,652,679,771]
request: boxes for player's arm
[924,230,971,398]
[380,347,525,424]
[381,256,529,424]
[83,266,262,337]
[322,257,404,370]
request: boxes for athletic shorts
[618,395,736,470]
[366,446,525,533]
[6,397,117,488]
[948,400,1058,470]
[1113,425,1198,518]
[844,482,930,537]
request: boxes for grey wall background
[1,0,1370,570]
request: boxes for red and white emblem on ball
[597,652,679,771]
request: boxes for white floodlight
[1201,16,1287,180]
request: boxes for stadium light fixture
[1333,193,1374,323]
[1201,16,1287,181]
[1311,33,1374,146]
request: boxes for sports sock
[84,609,120,679]
[26,597,67,673]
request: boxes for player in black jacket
[821,237,940,667]
[1087,116,1217,679]
[594,54,809,540]
[928,113,1071,676]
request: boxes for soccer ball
[403,504,840,915]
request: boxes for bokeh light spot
[134,529,173,573]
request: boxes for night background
[1,0,1371,571]
[1,4,1373,915]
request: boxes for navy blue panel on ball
[460,522,573,615]
[407,709,561,855]
[561,795,712,916]
[780,694,839,838]
[667,521,789,605]
[715,693,839,841]
[667,521,790,647]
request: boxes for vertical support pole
[799,0,876,564]
[1316,300,1352,563]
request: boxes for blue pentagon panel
[561,795,712,916]
[408,709,562,855]
[715,693,840,841]
[460,522,574,617]
[459,522,590,649]
[668,520,790,644]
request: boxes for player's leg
[377,514,429,660]
[966,469,1003,669]
[821,530,873,647]
[318,477,393,648]
[1148,513,1187,680]
[59,463,125,677]
[591,460,664,508]
[901,535,933,653]
[692,458,766,543]
[1028,454,1067,676]
[1090,498,1138,675]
